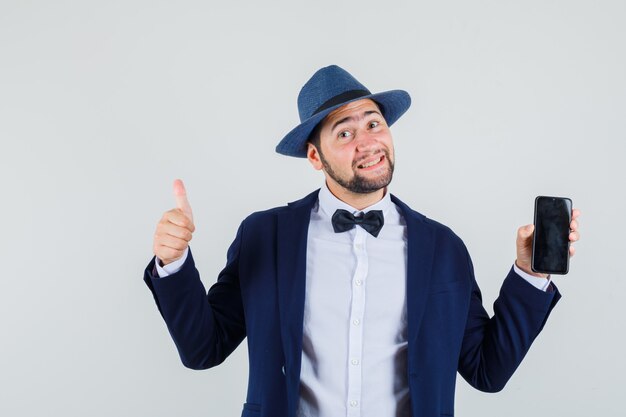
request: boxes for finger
[164,209,195,232]
[569,245,576,257]
[155,244,185,264]
[572,208,581,220]
[569,231,579,242]
[173,179,194,223]
[158,222,193,241]
[570,219,578,231]
[156,234,190,251]
[517,224,534,240]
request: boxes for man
[144,65,581,417]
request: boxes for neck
[325,180,386,211]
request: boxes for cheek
[328,146,356,166]
[382,132,394,147]
[380,137,391,150]
[343,152,359,169]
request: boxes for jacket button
[281,366,286,375]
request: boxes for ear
[307,142,323,171]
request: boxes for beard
[319,148,395,194]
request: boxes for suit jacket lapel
[391,194,437,363]
[276,189,319,417]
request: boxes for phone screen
[532,196,572,274]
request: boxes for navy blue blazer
[144,189,561,417]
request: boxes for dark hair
[307,122,324,155]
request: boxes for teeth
[360,156,382,168]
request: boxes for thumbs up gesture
[153,179,196,266]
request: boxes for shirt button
[355,243,363,250]
[350,400,358,407]
[355,279,362,286]
[351,359,359,365]
[352,319,360,325]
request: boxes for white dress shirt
[155,185,552,417]
[297,184,409,417]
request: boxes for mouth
[356,154,385,171]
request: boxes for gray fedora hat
[275,65,411,158]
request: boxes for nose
[355,129,378,153]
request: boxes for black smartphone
[532,196,572,275]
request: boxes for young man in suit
[144,65,581,417]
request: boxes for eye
[338,130,352,139]
[369,120,380,128]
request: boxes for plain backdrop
[1,1,624,416]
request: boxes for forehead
[323,99,382,127]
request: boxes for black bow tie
[332,209,384,237]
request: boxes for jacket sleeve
[457,247,561,392]
[143,223,246,370]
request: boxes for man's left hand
[515,208,581,278]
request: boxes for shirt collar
[318,181,393,219]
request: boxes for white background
[1,1,624,416]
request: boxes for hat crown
[276,65,410,158]
[297,65,371,122]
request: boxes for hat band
[312,89,371,116]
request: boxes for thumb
[519,224,534,239]
[173,179,194,223]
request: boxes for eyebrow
[330,110,382,133]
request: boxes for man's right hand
[153,179,196,266]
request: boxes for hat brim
[275,89,411,158]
